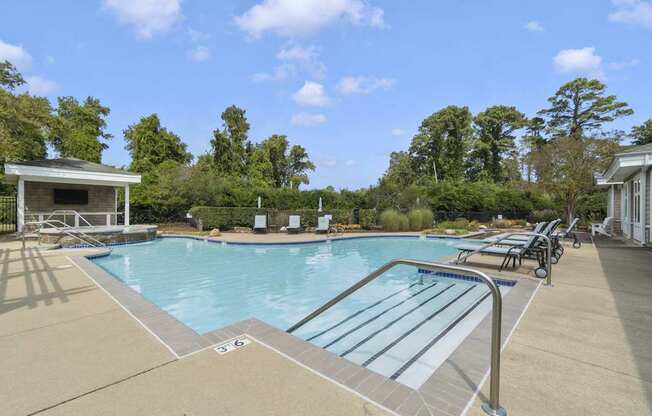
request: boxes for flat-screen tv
[54,189,88,205]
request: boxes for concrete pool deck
[1,234,650,415]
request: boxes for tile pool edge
[68,251,540,416]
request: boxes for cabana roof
[4,158,140,186]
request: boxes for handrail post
[287,259,507,416]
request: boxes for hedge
[189,206,378,230]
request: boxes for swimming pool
[93,236,512,387]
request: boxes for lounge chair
[316,216,330,234]
[288,215,302,234]
[485,221,547,243]
[484,220,560,247]
[454,232,548,276]
[254,215,267,233]
[591,217,614,237]
[555,217,580,248]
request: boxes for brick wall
[24,181,116,226]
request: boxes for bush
[530,209,559,223]
[359,209,377,229]
[189,206,266,230]
[380,209,401,231]
[434,218,479,232]
[398,214,410,231]
[408,208,434,231]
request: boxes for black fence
[433,210,530,223]
[0,196,17,234]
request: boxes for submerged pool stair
[296,278,491,381]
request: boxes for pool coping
[68,246,541,416]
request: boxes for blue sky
[1,0,650,189]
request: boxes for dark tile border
[69,252,540,416]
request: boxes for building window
[54,189,88,205]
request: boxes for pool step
[296,277,490,383]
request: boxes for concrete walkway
[467,238,652,415]
[0,239,387,416]
[2,234,651,415]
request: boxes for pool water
[93,236,511,387]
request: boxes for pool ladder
[287,259,507,416]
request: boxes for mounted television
[54,189,88,205]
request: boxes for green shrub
[398,214,410,231]
[380,209,401,231]
[530,209,559,223]
[189,206,266,230]
[492,219,511,229]
[435,218,478,231]
[408,208,434,231]
[358,209,377,229]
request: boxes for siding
[24,181,116,226]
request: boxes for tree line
[2,58,651,222]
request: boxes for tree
[631,119,652,146]
[538,78,633,139]
[51,96,112,162]
[521,117,547,183]
[287,144,315,189]
[0,60,25,90]
[210,105,251,175]
[408,106,473,181]
[539,135,620,220]
[383,151,416,188]
[124,114,192,173]
[0,62,53,165]
[470,105,526,182]
[247,136,315,189]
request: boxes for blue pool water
[93,236,462,333]
[93,236,511,387]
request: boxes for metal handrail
[455,232,552,286]
[287,259,507,416]
[46,210,93,227]
[22,219,106,249]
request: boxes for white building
[598,143,652,245]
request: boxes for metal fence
[0,196,17,234]
[433,210,531,223]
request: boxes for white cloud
[607,58,640,70]
[291,112,328,126]
[189,45,211,62]
[45,56,56,64]
[609,0,652,29]
[102,0,182,39]
[524,20,544,32]
[323,159,337,167]
[292,81,330,106]
[553,47,604,78]
[253,64,295,82]
[0,39,32,70]
[277,44,326,79]
[234,0,386,39]
[336,76,395,95]
[345,159,356,166]
[26,76,58,95]
[391,128,404,136]
[254,43,325,82]
[188,28,210,42]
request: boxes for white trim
[124,184,130,226]
[4,163,140,185]
[17,178,25,232]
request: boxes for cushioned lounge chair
[455,232,544,272]
[254,215,267,233]
[485,221,547,243]
[288,215,301,234]
[316,216,330,234]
